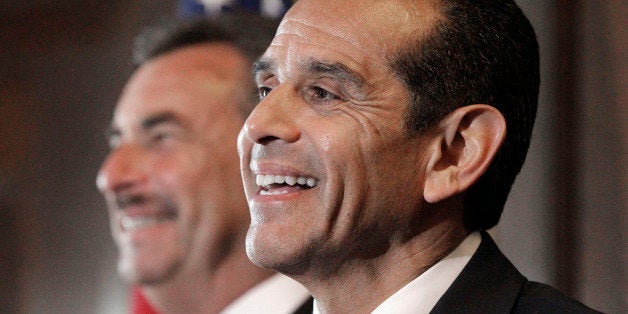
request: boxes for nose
[96,144,146,194]
[241,84,301,145]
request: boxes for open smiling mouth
[116,201,178,232]
[255,174,317,196]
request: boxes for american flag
[179,0,294,18]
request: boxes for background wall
[0,2,174,313]
[0,1,624,313]
[496,2,626,313]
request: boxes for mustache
[115,194,150,210]
[113,193,178,218]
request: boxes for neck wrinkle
[303,215,467,314]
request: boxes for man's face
[97,44,250,285]
[238,0,440,274]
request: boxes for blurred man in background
[97,14,310,313]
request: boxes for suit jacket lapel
[430,231,527,313]
[292,297,314,314]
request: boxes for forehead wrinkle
[273,34,361,62]
[267,34,366,80]
[277,17,363,52]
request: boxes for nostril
[257,135,281,145]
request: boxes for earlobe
[423,105,506,203]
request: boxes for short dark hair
[132,12,279,116]
[389,0,540,231]
[132,17,231,66]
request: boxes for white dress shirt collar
[221,273,310,314]
[313,231,481,314]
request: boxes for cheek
[160,147,216,190]
[175,152,245,228]
[155,153,211,217]
[309,118,379,197]
[319,134,333,152]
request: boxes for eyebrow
[141,112,181,130]
[252,59,275,78]
[105,111,182,140]
[253,58,365,89]
[304,60,365,88]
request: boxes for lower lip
[249,187,319,212]
[255,185,313,198]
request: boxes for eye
[106,129,122,150]
[258,86,272,100]
[108,136,121,150]
[148,127,179,147]
[312,86,340,101]
[105,126,122,150]
[304,86,342,106]
[153,133,171,141]
[152,132,172,142]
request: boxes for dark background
[0,1,625,313]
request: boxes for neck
[142,244,274,314]
[300,207,468,314]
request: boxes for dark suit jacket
[293,231,601,313]
[293,297,313,314]
[431,231,599,313]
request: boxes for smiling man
[97,15,310,313]
[238,0,600,313]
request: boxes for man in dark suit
[237,0,601,312]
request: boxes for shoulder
[513,281,603,313]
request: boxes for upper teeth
[121,216,163,231]
[256,174,317,188]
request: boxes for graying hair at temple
[131,12,279,117]
[132,12,279,66]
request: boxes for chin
[245,224,313,276]
[118,259,142,284]
[118,256,168,286]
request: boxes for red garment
[131,287,159,314]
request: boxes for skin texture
[97,44,272,313]
[238,0,507,312]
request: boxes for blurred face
[97,44,250,285]
[238,0,440,274]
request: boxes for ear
[423,104,506,203]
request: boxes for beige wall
[0,2,174,313]
[573,2,626,311]
[497,1,626,313]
